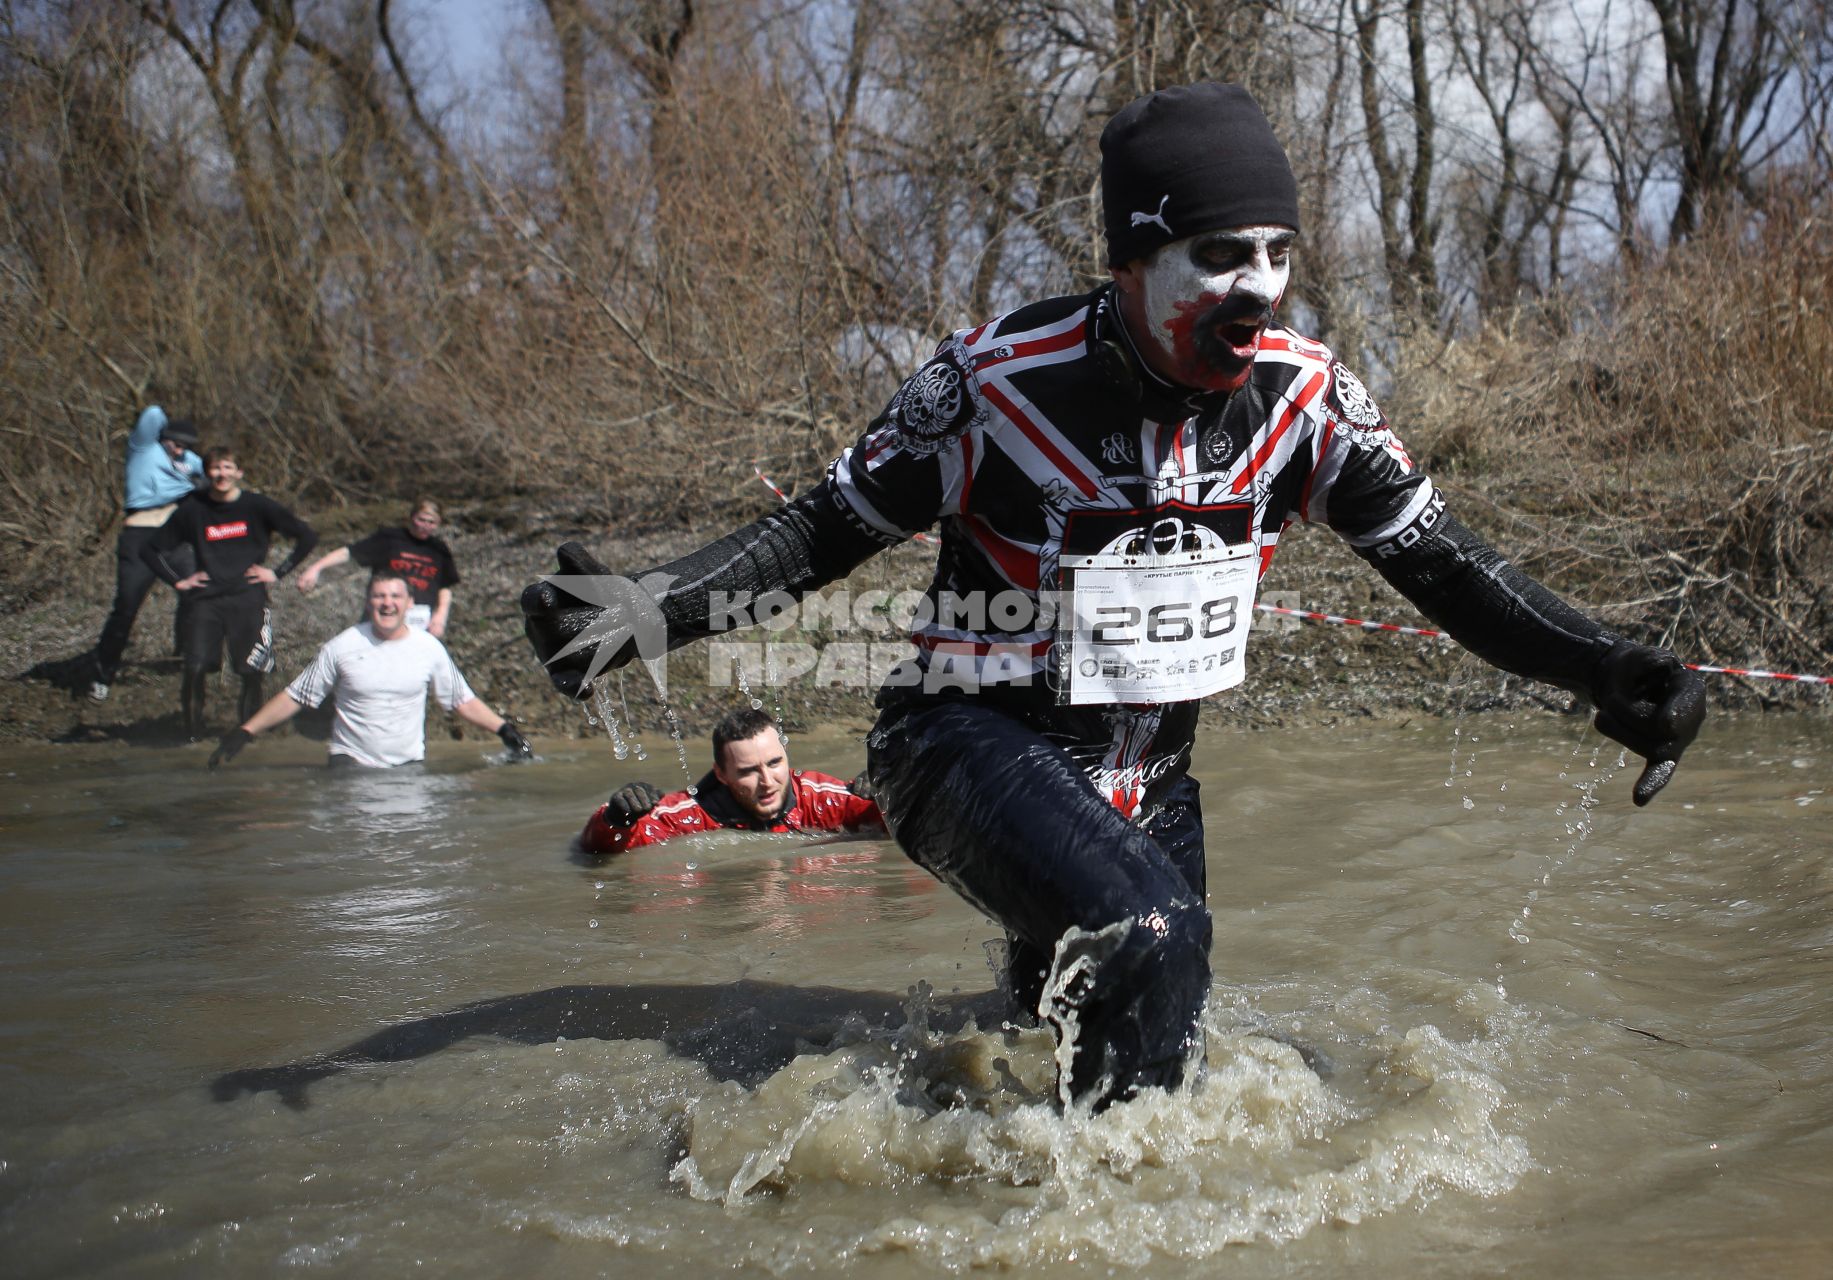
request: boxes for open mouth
[1216,318,1263,356]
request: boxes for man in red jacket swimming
[580,705,883,856]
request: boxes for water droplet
[591,686,630,759]
[588,919,600,929]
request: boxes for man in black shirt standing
[145,446,317,739]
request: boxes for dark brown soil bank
[3,499,1819,751]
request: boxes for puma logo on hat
[1130,194,1172,235]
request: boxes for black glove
[606,781,662,827]
[209,727,254,770]
[521,542,667,698]
[1589,639,1707,806]
[847,770,875,801]
[496,721,533,759]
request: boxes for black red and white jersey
[578,769,884,857]
[830,285,1436,685]
[823,285,1440,818]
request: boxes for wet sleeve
[426,640,476,711]
[841,794,884,832]
[579,806,630,855]
[580,805,642,855]
[795,772,886,833]
[637,486,889,645]
[286,642,340,709]
[580,802,684,855]
[1362,510,1615,698]
[265,498,319,577]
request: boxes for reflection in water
[311,764,470,845]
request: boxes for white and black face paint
[1134,225,1293,393]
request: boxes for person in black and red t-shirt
[296,498,459,637]
[580,706,882,856]
[145,447,316,739]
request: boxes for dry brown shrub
[1385,193,1833,696]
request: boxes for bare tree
[1442,0,1585,310]
[1648,0,1820,240]
[1352,0,1441,318]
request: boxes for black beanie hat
[1100,82,1300,267]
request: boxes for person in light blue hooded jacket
[89,405,204,700]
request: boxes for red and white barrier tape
[1254,603,1448,639]
[753,464,790,502]
[757,468,1826,686]
[1255,604,1830,684]
[1682,663,1832,685]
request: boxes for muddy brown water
[0,713,1829,1277]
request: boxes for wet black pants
[867,697,1211,1110]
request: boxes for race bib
[1059,542,1256,705]
[406,603,433,630]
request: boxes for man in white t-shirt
[207,572,532,768]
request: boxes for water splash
[658,693,693,785]
[1504,740,1624,948]
[662,992,1530,1266]
[590,684,630,761]
[615,671,648,762]
[1446,723,1481,811]
[733,661,764,714]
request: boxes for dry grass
[1386,198,1833,692]
[1,5,1826,709]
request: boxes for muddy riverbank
[4,500,1818,752]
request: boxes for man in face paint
[521,81,1707,1117]
[1110,226,1295,393]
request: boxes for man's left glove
[606,781,662,827]
[496,721,534,760]
[209,728,253,770]
[1589,639,1706,806]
